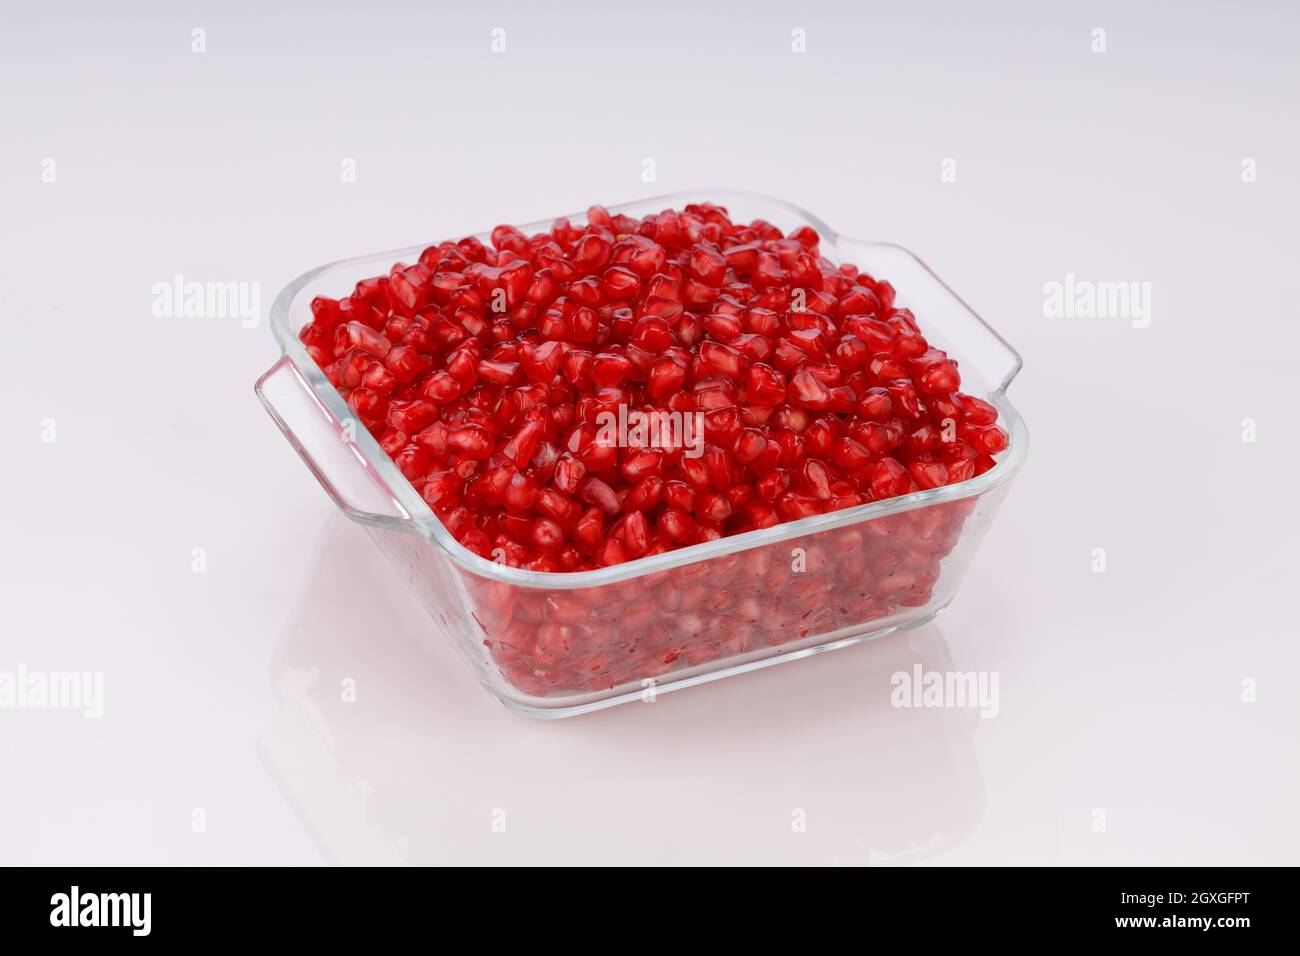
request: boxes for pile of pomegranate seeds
[298,203,1007,576]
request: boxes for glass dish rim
[267,189,1028,590]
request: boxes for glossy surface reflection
[259,516,986,865]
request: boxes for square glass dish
[256,191,1027,718]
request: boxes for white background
[2,0,1297,864]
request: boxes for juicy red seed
[537,488,580,524]
[553,454,586,493]
[529,517,565,553]
[733,428,767,465]
[697,491,733,523]
[683,247,723,287]
[580,476,621,515]
[908,458,949,490]
[447,423,494,459]
[968,424,1009,456]
[501,419,543,468]
[573,507,605,554]
[295,201,1003,590]
[621,510,650,556]
[658,507,696,543]
[869,458,910,499]
[520,340,564,382]
[478,359,520,386]
[698,341,747,377]
[600,265,642,299]
[789,370,831,410]
[573,234,613,273]
[384,344,429,384]
[631,315,673,353]
[647,355,687,400]
[917,360,960,395]
[422,471,460,509]
[702,312,743,341]
[334,321,391,359]
[832,435,872,470]
[591,353,633,385]
[857,387,892,421]
[744,363,787,405]
[387,399,438,434]
[959,395,999,426]
[776,491,821,520]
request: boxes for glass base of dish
[489,601,953,719]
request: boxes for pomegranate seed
[334,321,391,359]
[591,352,633,386]
[789,370,831,410]
[447,423,494,459]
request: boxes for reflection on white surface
[258,516,987,865]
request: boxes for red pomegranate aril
[743,363,787,406]
[580,476,621,516]
[536,488,580,525]
[832,434,873,470]
[393,444,431,482]
[520,340,564,382]
[591,352,633,386]
[502,471,539,513]
[620,449,663,483]
[383,344,429,384]
[447,423,494,459]
[788,370,832,410]
[733,428,768,466]
[529,517,565,553]
[631,315,673,353]
[641,355,684,401]
[798,459,834,500]
[600,265,642,299]
[573,507,606,554]
[624,475,664,511]
[886,379,921,418]
[620,510,651,556]
[378,428,407,456]
[501,419,543,468]
[699,341,746,377]
[959,394,998,426]
[908,458,949,490]
[867,457,911,499]
[776,490,822,520]
[755,468,791,504]
[702,311,744,341]
[422,470,460,509]
[387,399,438,434]
[658,507,696,543]
[477,359,520,387]
[346,387,387,425]
[917,359,961,395]
[688,244,727,285]
[553,453,586,494]
[964,423,1009,456]
[334,321,391,359]
[359,362,397,396]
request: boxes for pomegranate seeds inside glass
[258,192,1026,717]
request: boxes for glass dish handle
[255,356,410,528]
